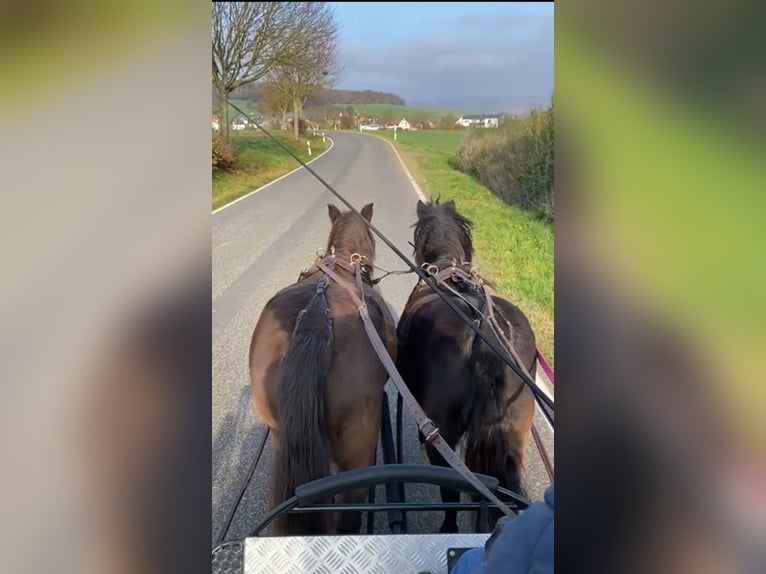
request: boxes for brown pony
[249,203,397,535]
[396,199,537,532]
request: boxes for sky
[329,2,554,113]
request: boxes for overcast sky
[329,2,554,113]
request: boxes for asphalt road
[212,131,554,545]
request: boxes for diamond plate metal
[244,534,490,574]
[213,541,244,574]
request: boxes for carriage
[211,245,554,573]
[212,114,554,574]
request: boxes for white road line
[212,137,335,216]
[373,134,428,202]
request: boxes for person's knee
[450,547,484,574]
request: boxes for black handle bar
[248,464,531,537]
[296,463,498,505]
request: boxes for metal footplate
[240,533,489,574]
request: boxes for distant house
[231,116,249,130]
[212,115,220,131]
[396,118,411,131]
[456,114,500,128]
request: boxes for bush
[452,102,554,221]
[287,118,308,136]
[212,134,237,172]
[339,114,355,130]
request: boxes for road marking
[212,137,334,216]
[370,134,427,202]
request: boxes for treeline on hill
[453,101,554,221]
[231,84,406,108]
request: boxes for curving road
[212,131,553,544]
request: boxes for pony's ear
[328,203,341,223]
[444,199,457,213]
[416,199,427,219]
[360,203,374,222]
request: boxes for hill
[217,85,473,123]
[228,84,406,107]
[225,99,259,117]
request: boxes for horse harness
[293,251,519,517]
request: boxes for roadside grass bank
[212,130,329,211]
[375,129,555,366]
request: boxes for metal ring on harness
[350,252,368,266]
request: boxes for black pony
[396,199,537,532]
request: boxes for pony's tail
[464,323,526,498]
[272,296,333,535]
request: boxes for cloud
[336,7,553,112]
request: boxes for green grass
[333,103,469,121]
[380,129,470,154]
[212,130,329,211]
[213,99,259,118]
[375,130,555,366]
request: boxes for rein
[312,252,518,518]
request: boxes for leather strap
[532,424,554,482]
[314,257,516,517]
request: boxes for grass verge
[332,103,469,121]
[212,130,329,211]
[376,129,555,366]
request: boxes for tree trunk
[292,98,302,140]
[217,84,230,145]
[281,108,288,131]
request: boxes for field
[212,130,329,211]
[332,103,469,121]
[375,129,555,365]
[216,99,259,118]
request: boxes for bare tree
[268,3,341,139]
[259,81,292,130]
[212,2,301,144]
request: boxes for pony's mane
[413,199,474,265]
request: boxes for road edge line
[369,133,427,202]
[212,136,335,215]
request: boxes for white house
[456,114,500,128]
[396,118,411,131]
[212,115,220,131]
[231,116,248,130]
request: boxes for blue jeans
[450,548,484,574]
